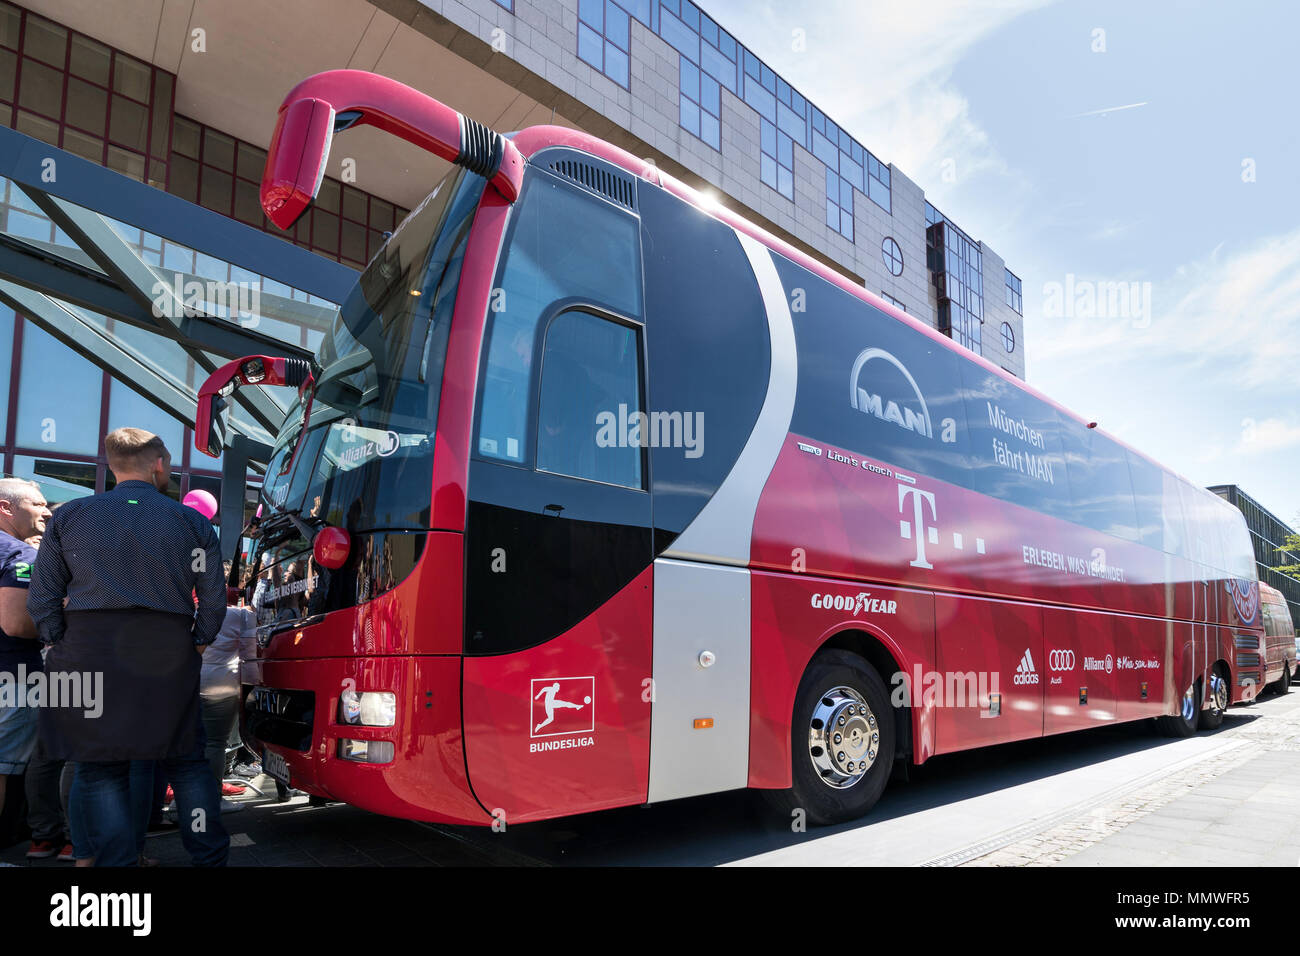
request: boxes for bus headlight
[338,691,396,727]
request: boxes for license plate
[263,748,291,787]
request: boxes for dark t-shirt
[0,530,40,674]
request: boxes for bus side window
[475,175,643,467]
[537,310,644,490]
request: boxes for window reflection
[11,455,96,504]
[15,322,102,454]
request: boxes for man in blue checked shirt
[0,478,49,826]
[28,427,229,867]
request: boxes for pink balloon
[183,489,219,520]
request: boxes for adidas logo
[1013,648,1039,686]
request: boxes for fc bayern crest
[1225,578,1260,625]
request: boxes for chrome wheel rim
[808,685,878,789]
[1209,673,1228,715]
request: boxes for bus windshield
[257,166,486,535]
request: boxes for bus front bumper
[240,653,491,825]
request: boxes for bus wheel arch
[763,641,898,825]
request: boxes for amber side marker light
[693,718,714,730]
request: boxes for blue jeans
[70,715,229,866]
[65,761,152,860]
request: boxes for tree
[1275,515,1300,576]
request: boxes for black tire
[1273,664,1291,696]
[1157,678,1201,737]
[1200,665,1229,731]
[762,649,895,826]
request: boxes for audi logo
[1049,649,1076,671]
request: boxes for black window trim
[472,296,651,494]
[534,302,650,492]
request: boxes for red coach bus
[197,70,1265,826]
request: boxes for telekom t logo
[898,483,938,569]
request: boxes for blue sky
[702,0,1299,529]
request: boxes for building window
[648,0,887,214]
[1001,321,1015,353]
[926,204,983,356]
[759,118,793,200]
[881,237,904,276]
[490,0,513,10]
[665,2,729,151]
[166,115,406,271]
[678,56,720,151]
[0,2,404,271]
[879,291,905,312]
[0,2,173,189]
[577,0,631,88]
[1005,268,1023,314]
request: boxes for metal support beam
[0,233,317,362]
[18,185,290,436]
[0,280,197,427]
[0,126,357,303]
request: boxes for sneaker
[219,798,246,814]
[221,782,247,796]
[26,839,60,859]
[231,762,262,779]
[57,844,75,862]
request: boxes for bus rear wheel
[1201,665,1229,730]
[1271,664,1291,696]
[763,649,895,826]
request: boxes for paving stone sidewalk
[967,694,1300,866]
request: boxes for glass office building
[1,0,1029,518]
[1211,485,1300,627]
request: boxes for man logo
[849,347,956,442]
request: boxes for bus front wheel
[1157,679,1201,738]
[764,649,895,826]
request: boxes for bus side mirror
[194,355,314,457]
[198,393,229,458]
[261,97,336,230]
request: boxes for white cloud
[1237,418,1300,455]
[705,0,1053,190]
[1029,227,1300,395]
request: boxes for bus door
[460,160,656,823]
[1042,606,1116,733]
[934,594,1044,751]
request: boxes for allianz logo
[1084,654,1114,674]
[849,347,957,443]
